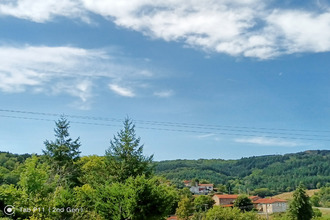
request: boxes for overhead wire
[1,108,330,133]
[1,108,330,142]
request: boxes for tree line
[1,117,330,219]
[1,117,178,219]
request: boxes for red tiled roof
[254,198,287,204]
[199,184,214,187]
[213,194,239,199]
[167,216,177,220]
[249,196,261,201]
[222,204,234,207]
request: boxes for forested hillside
[0,152,31,185]
[155,150,330,194]
[2,150,330,195]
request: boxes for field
[273,190,330,219]
[273,189,319,201]
[316,207,330,219]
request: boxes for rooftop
[254,198,287,204]
[213,194,239,199]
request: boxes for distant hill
[2,150,330,194]
[0,151,32,185]
[154,150,330,194]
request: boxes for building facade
[253,198,288,214]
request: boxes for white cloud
[194,133,222,142]
[196,133,215,139]
[0,46,99,93]
[1,1,330,58]
[266,10,330,54]
[0,0,87,23]
[0,45,161,108]
[109,84,135,97]
[235,137,299,147]
[81,0,330,58]
[153,90,174,98]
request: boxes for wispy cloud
[197,133,215,139]
[153,90,174,98]
[195,133,221,142]
[1,1,330,58]
[109,84,135,97]
[0,0,87,23]
[235,137,300,147]
[0,46,99,93]
[0,45,163,108]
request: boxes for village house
[249,195,262,202]
[190,183,214,195]
[212,194,287,213]
[183,180,191,187]
[253,198,288,214]
[212,194,261,206]
[212,194,239,206]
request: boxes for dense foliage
[1,118,330,219]
[155,150,330,194]
[0,118,178,220]
[233,195,253,212]
[311,186,330,208]
[0,152,30,185]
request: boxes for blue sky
[1,0,330,161]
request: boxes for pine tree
[105,118,153,182]
[288,183,313,220]
[43,116,81,187]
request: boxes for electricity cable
[1,114,330,142]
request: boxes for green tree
[14,156,54,219]
[310,195,320,207]
[105,118,153,182]
[216,184,227,193]
[233,194,253,212]
[94,175,178,220]
[316,186,330,207]
[288,183,313,220]
[205,206,260,220]
[77,155,108,187]
[176,197,194,220]
[171,178,185,189]
[50,186,75,220]
[18,155,50,197]
[43,117,81,187]
[179,187,193,199]
[125,175,179,220]
[194,195,215,212]
[95,181,127,220]
[252,188,275,198]
[312,208,322,218]
[0,184,21,217]
[73,184,104,220]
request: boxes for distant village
[184,180,287,214]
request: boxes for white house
[253,198,288,214]
[190,184,214,195]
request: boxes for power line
[1,108,329,135]
[1,113,330,142]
